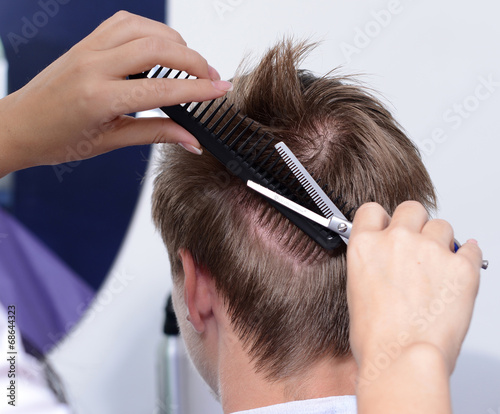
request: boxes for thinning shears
[247,142,488,270]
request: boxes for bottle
[157,294,184,414]
[157,294,223,414]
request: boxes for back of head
[152,39,436,380]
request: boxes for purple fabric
[0,208,94,355]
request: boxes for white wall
[0,42,11,193]
[169,2,500,411]
[50,1,500,413]
[0,42,6,98]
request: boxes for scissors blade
[247,181,330,228]
[247,181,352,238]
[275,142,350,244]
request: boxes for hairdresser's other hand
[347,201,482,376]
[0,11,232,177]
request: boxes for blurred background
[0,0,498,413]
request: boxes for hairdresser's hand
[347,201,483,375]
[0,11,232,177]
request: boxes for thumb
[103,115,202,153]
[455,239,483,271]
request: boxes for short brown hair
[152,40,436,380]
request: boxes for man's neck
[217,334,357,414]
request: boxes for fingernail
[212,80,233,92]
[208,65,221,81]
[178,142,203,155]
[466,239,478,245]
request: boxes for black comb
[130,66,348,250]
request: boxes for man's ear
[179,249,215,334]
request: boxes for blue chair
[0,208,94,355]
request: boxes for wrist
[356,343,452,414]
[395,342,449,374]
[357,342,450,389]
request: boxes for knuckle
[151,78,171,99]
[169,27,187,46]
[431,218,451,228]
[116,10,143,34]
[81,80,100,101]
[181,47,207,75]
[394,200,429,222]
[429,218,453,236]
[354,202,382,216]
[77,80,101,111]
[193,51,208,68]
[113,10,132,22]
[359,202,378,210]
[142,36,161,55]
[400,200,425,212]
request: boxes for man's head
[152,40,436,392]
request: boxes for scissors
[247,142,488,270]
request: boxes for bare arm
[347,201,483,414]
[0,11,232,178]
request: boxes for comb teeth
[189,101,204,116]
[131,66,347,250]
[216,109,240,138]
[345,208,355,220]
[221,115,247,144]
[202,98,228,127]
[250,136,274,166]
[210,104,234,133]
[237,127,261,155]
[228,121,254,150]
[195,99,216,122]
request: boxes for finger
[388,200,429,233]
[350,202,390,237]
[103,38,215,80]
[108,78,232,116]
[455,240,484,272]
[422,219,454,249]
[84,11,187,50]
[101,116,201,150]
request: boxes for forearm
[0,92,29,178]
[356,343,452,414]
